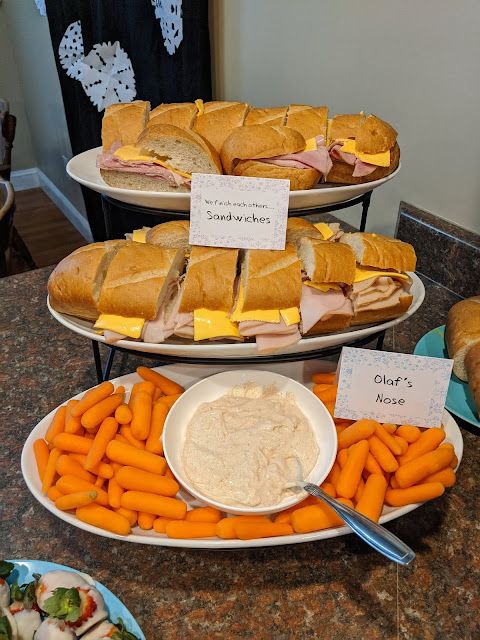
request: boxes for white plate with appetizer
[67,147,400,212]
[1,558,144,639]
[21,364,462,549]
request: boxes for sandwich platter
[47,272,425,359]
[22,363,463,549]
[67,147,400,212]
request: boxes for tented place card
[334,347,453,427]
[189,174,290,250]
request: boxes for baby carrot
[164,466,176,480]
[45,406,66,444]
[424,467,456,487]
[158,393,183,409]
[291,498,354,534]
[138,512,156,530]
[108,477,124,509]
[121,491,187,520]
[398,428,445,465]
[326,462,341,488]
[119,426,145,449]
[130,391,152,440]
[337,448,348,469]
[47,486,62,502]
[116,507,137,526]
[145,402,168,454]
[136,366,184,395]
[71,382,114,417]
[106,440,166,474]
[56,475,108,506]
[395,447,454,489]
[355,474,387,522]
[42,448,62,494]
[364,452,383,476]
[81,393,124,430]
[390,475,400,489]
[115,433,130,445]
[396,425,421,443]
[153,517,171,534]
[385,482,445,507]
[185,507,222,523]
[56,454,95,483]
[312,383,331,394]
[33,439,50,481]
[336,440,369,499]
[323,401,336,418]
[320,482,336,498]
[55,490,97,511]
[338,419,377,450]
[69,454,113,479]
[115,466,179,497]
[369,435,399,473]
[311,372,336,384]
[114,403,133,425]
[53,433,92,455]
[381,423,397,434]
[115,385,125,395]
[153,387,164,402]
[233,520,293,540]
[216,518,237,539]
[166,521,216,539]
[65,400,82,434]
[354,476,365,504]
[76,504,131,536]
[128,383,143,410]
[335,424,347,436]
[374,423,403,456]
[85,417,118,471]
[393,435,409,455]
[313,385,338,403]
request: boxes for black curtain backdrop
[46,0,212,240]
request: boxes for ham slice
[300,284,348,333]
[174,311,194,339]
[97,150,191,188]
[351,276,407,312]
[328,142,377,178]
[256,135,332,179]
[256,328,302,354]
[103,329,127,344]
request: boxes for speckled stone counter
[1,267,479,640]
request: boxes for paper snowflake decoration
[34,0,46,16]
[151,0,183,55]
[58,20,85,80]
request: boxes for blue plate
[414,325,479,428]
[4,559,145,639]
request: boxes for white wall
[212,0,480,235]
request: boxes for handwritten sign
[189,173,290,250]
[334,347,453,427]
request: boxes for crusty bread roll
[445,296,480,381]
[327,113,365,141]
[241,243,301,311]
[179,246,239,313]
[356,115,397,155]
[99,171,191,193]
[101,101,150,151]
[146,221,191,252]
[340,232,417,272]
[350,294,413,326]
[465,342,480,416]
[286,105,328,140]
[286,218,323,246]
[98,243,185,320]
[193,101,249,154]
[327,143,400,185]
[149,103,197,129]
[48,241,124,320]
[245,107,288,127]
[298,238,356,284]
[232,160,320,191]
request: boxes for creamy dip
[182,384,319,508]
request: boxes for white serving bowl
[162,370,337,515]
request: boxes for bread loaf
[445,296,480,381]
[465,342,480,416]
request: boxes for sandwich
[286,218,344,245]
[221,125,331,190]
[146,220,191,253]
[149,102,198,129]
[297,238,356,334]
[244,106,288,127]
[327,113,400,184]
[101,100,150,152]
[230,244,302,353]
[193,100,249,154]
[339,232,416,324]
[98,123,222,192]
[285,104,329,140]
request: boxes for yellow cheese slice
[304,281,342,292]
[194,309,240,341]
[338,139,390,167]
[304,137,317,152]
[354,267,410,283]
[313,222,334,240]
[195,99,205,115]
[94,314,145,339]
[230,283,280,323]
[113,145,192,179]
[280,307,300,326]
[132,228,147,243]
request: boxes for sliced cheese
[113,145,192,178]
[304,281,342,292]
[194,309,240,341]
[280,307,300,326]
[195,98,205,115]
[338,139,390,167]
[304,137,317,152]
[132,228,147,243]
[354,267,410,283]
[230,283,280,323]
[94,314,145,339]
[313,222,334,240]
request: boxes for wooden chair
[0,99,17,181]
[0,179,15,275]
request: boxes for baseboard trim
[10,168,40,190]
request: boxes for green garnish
[22,578,38,610]
[111,618,140,640]
[0,616,12,640]
[9,582,23,602]
[0,562,14,579]
[43,587,81,623]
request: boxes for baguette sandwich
[327,113,400,184]
[286,218,343,245]
[339,232,416,324]
[101,101,150,152]
[146,220,191,253]
[98,123,222,192]
[193,100,249,154]
[149,102,198,129]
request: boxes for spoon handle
[303,483,415,566]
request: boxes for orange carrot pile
[33,369,458,540]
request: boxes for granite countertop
[1,267,479,640]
